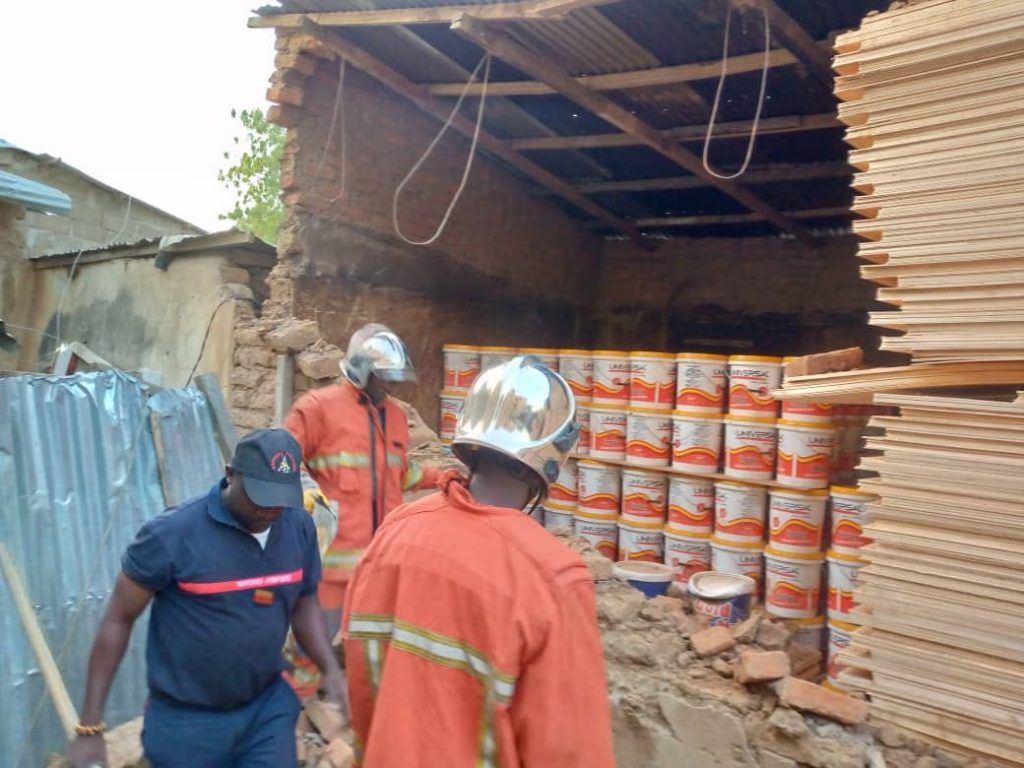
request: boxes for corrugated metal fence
[0,370,223,766]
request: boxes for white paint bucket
[543,500,576,531]
[786,617,826,653]
[442,344,480,389]
[625,407,673,467]
[826,618,858,691]
[764,546,824,620]
[559,349,593,402]
[664,526,711,585]
[478,346,518,373]
[549,458,578,506]
[671,409,723,475]
[439,389,466,445]
[617,519,664,563]
[781,400,834,424]
[592,350,632,405]
[667,475,715,533]
[727,355,783,417]
[675,353,728,414]
[776,419,835,490]
[710,536,765,599]
[826,549,866,622]
[724,414,777,482]
[519,347,560,372]
[629,351,676,410]
[590,404,628,461]
[574,511,618,561]
[830,486,875,556]
[577,460,621,516]
[768,488,829,555]
[714,480,767,544]
[577,404,592,456]
[620,467,667,523]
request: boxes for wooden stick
[0,542,79,739]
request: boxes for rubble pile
[297,699,354,768]
[560,531,1000,768]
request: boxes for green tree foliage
[219,108,285,243]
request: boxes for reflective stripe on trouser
[348,613,517,768]
[323,548,363,570]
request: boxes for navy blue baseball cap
[231,428,304,510]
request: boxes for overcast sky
[2,1,275,231]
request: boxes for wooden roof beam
[299,20,646,247]
[736,0,833,90]
[428,45,820,97]
[250,0,613,29]
[566,161,851,194]
[591,206,853,229]
[452,14,811,240]
[509,112,837,150]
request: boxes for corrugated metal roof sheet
[0,169,72,215]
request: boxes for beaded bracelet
[74,721,106,737]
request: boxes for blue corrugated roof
[0,168,72,215]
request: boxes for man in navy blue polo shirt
[67,428,346,768]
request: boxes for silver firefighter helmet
[342,323,416,389]
[452,355,578,492]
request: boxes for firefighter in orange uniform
[284,324,439,625]
[343,355,616,767]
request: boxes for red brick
[784,347,864,378]
[267,104,302,129]
[736,650,791,684]
[691,626,736,657]
[275,51,317,76]
[776,676,868,726]
[267,84,304,107]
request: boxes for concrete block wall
[0,148,202,258]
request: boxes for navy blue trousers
[142,676,300,768]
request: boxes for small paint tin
[687,571,756,628]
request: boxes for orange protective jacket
[284,380,438,609]
[342,473,615,768]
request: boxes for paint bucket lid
[629,406,674,416]
[559,348,591,356]
[591,403,629,412]
[442,343,478,352]
[630,350,675,359]
[710,535,765,551]
[830,485,877,498]
[592,350,630,357]
[574,510,619,523]
[672,409,722,420]
[826,548,867,564]
[664,525,712,539]
[715,478,765,491]
[688,571,755,599]
[519,347,557,355]
[440,388,469,397]
[827,618,860,632]
[544,499,577,513]
[729,355,783,364]
[613,561,674,583]
[724,413,778,425]
[676,352,728,361]
[777,418,835,431]
[478,345,518,353]
[769,487,830,498]
[787,616,825,626]
[618,518,665,531]
[576,459,617,470]
[764,545,825,562]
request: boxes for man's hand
[322,668,349,716]
[67,733,106,767]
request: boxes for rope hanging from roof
[701,0,771,180]
[392,53,492,247]
[315,57,348,203]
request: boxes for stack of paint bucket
[588,351,630,462]
[575,458,620,560]
[671,353,727,475]
[559,349,593,455]
[543,457,578,532]
[439,344,482,446]
[824,485,875,693]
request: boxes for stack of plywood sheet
[839,394,1024,764]
[834,0,1024,362]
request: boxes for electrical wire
[392,53,491,247]
[701,1,771,180]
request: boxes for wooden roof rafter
[296,19,648,247]
[451,13,812,240]
[250,0,617,29]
